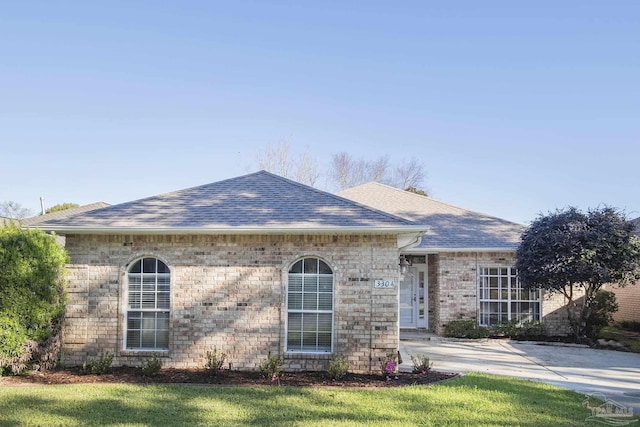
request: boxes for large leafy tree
[0,225,68,374]
[516,207,640,339]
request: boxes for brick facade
[610,282,640,322]
[423,251,570,334]
[62,233,401,374]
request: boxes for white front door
[400,264,428,328]
[399,267,417,327]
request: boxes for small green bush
[80,352,113,375]
[142,353,162,376]
[258,354,283,382]
[514,320,547,340]
[444,320,489,339]
[410,354,432,374]
[619,320,640,333]
[326,354,349,380]
[204,348,227,374]
[585,290,618,338]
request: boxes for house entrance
[399,262,428,328]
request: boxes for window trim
[123,256,171,352]
[478,266,541,327]
[285,257,335,354]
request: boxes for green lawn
[0,372,594,426]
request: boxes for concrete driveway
[399,331,640,413]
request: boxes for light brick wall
[432,251,570,334]
[62,233,401,373]
[610,282,640,322]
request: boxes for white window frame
[478,267,541,327]
[285,257,334,354]
[124,257,171,351]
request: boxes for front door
[399,263,428,328]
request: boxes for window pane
[318,293,332,311]
[288,293,302,310]
[143,258,157,273]
[318,314,332,332]
[302,332,317,350]
[318,260,332,275]
[127,330,141,348]
[288,313,302,331]
[304,259,318,274]
[317,333,331,351]
[303,276,318,293]
[318,276,333,292]
[129,260,142,273]
[287,332,301,350]
[303,293,318,310]
[157,260,170,274]
[302,314,317,332]
[289,276,302,292]
[290,260,303,274]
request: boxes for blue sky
[1,1,638,224]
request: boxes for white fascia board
[403,247,517,253]
[32,225,428,236]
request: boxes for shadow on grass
[0,374,594,427]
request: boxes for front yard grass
[0,372,593,426]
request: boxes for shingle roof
[34,171,423,234]
[338,182,524,251]
[21,202,110,226]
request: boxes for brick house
[610,217,640,323]
[34,171,425,373]
[338,182,568,333]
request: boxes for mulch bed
[0,367,458,388]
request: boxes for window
[479,267,540,327]
[286,257,333,352]
[126,257,170,350]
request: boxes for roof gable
[338,182,524,250]
[35,171,421,234]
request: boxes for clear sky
[1,1,638,224]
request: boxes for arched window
[286,257,334,353]
[126,257,170,350]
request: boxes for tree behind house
[516,206,640,339]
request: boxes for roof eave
[405,247,518,253]
[31,225,428,236]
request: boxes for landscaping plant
[326,354,349,380]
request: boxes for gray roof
[633,217,640,236]
[338,182,524,251]
[34,171,423,235]
[22,202,110,226]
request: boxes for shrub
[326,354,349,380]
[258,354,283,382]
[444,320,489,339]
[380,353,398,378]
[204,348,227,374]
[80,352,113,375]
[619,320,640,333]
[142,353,163,376]
[0,225,68,373]
[585,290,618,338]
[514,321,547,340]
[410,354,432,374]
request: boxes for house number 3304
[374,280,395,289]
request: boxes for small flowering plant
[380,353,399,380]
